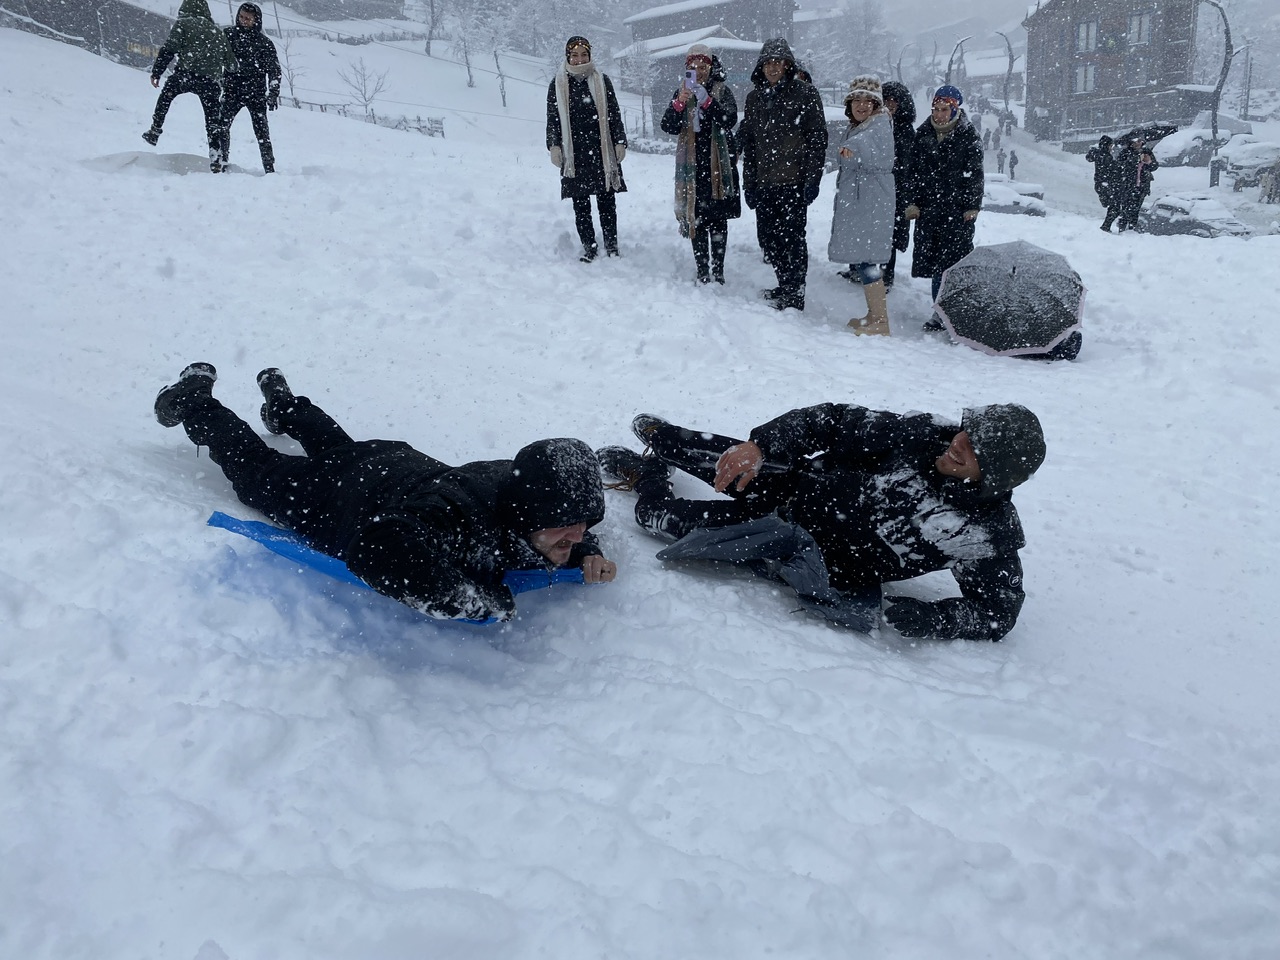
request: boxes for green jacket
[151,0,235,80]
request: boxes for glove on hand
[267,84,280,110]
[615,144,626,162]
[884,598,944,639]
[803,179,821,206]
[549,145,563,167]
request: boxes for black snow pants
[218,91,274,171]
[691,217,728,281]
[572,193,618,254]
[152,71,223,152]
[754,184,809,301]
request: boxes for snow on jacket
[906,109,984,279]
[659,58,740,223]
[151,0,235,80]
[223,3,281,100]
[545,71,628,200]
[258,435,605,622]
[737,39,828,191]
[747,403,1027,640]
[828,111,895,265]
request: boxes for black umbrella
[935,241,1084,359]
[1112,122,1179,145]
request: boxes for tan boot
[847,280,890,336]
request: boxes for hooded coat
[906,108,984,279]
[223,3,280,101]
[881,80,917,252]
[243,429,605,622]
[151,0,235,80]
[1085,138,1117,207]
[546,66,628,200]
[828,110,895,265]
[659,55,740,224]
[737,38,828,192]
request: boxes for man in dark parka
[880,80,917,288]
[737,38,828,311]
[143,0,236,171]
[155,364,617,622]
[601,402,1045,641]
[216,2,281,173]
[904,84,984,305]
[1086,135,1120,231]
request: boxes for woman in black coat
[546,36,628,262]
[660,45,739,284]
[879,80,916,288]
[905,85,984,306]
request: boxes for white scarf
[554,60,623,191]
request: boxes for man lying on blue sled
[156,364,616,622]
[599,402,1045,640]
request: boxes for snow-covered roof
[612,26,762,62]
[964,52,1024,79]
[623,0,735,25]
[794,8,844,23]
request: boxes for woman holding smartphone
[660,44,740,284]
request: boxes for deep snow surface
[2,27,1280,960]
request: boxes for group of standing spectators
[141,0,281,174]
[545,37,988,337]
[1086,134,1158,233]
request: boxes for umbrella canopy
[1113,122,1179,145]
[935,240,1085,358]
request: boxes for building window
[1074,63,1096,93]
[1128,12,1152,45]
[1076,21,1097,52]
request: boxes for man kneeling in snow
[155,364,616,622]
[599,403,1044,640]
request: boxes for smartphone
[685,69,697,89]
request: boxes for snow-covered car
[1153,128,1230,167]
[1224,140,1280,190]
[982,182,1045,216]
[985,172,1044,200]
[1139,191,1252,238]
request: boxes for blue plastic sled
[207,511,584,623]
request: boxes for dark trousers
[691,217,728,280]
[755,185,808,296]
[1116,189,1145,231]
[151,71,222,151]
[218,93,274,170]
[181,395,355,541]
[572,194,618,253]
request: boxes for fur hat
[565,36,591,60]
[686,43,712,66]
[844,75,883,106]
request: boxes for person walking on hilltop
[828,76,895,336]
[142,0,236,172]
[546,36,628,262]
[737,37,828,312]
[660,44,740,285]
[215,2,281,174]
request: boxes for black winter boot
[597,445,669,491]
[155,362,217,427]
[256,367,294,435]
[142,126,161,145]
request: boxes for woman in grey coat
[828,76,895,335]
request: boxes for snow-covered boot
[142,126,161,146]
[848,280,890,336]
[597,446,670,494]
[155,362,217,427]
[256,367,294,435]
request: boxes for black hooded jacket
[881,80,917,251]
[262,435,605,622]
[224,2,281,101]
[737,38,828,192]
[747,403,1029,640]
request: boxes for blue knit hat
[933,84,963,120]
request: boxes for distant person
[660,44,739,284]
[1085,135,1120,231]
[153,364,616,622]
[215,3,281,174]
[1008,149,1019,180]
[599,402,1046,641]
[996,146,1007,173]
[737,38,828,311]
[142,0,236,172]
[546,36,628,262]
[880,80,917,289]
[828,76,895,336]
[1115,138,1159,232]
[983,128,992,150]
[991,127,1002,153]
[905,84,983,322]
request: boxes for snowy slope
[2,27,1280,960]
